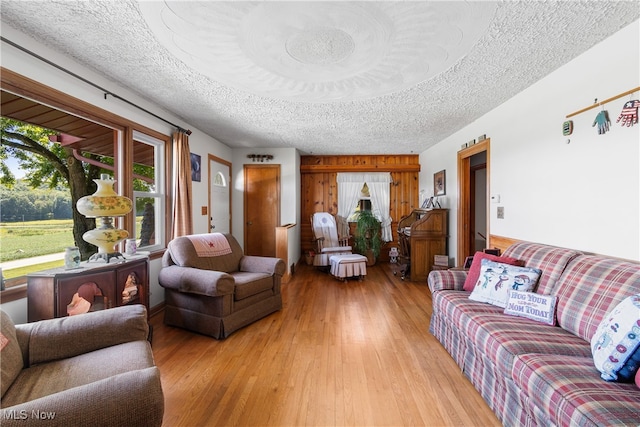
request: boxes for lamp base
[88,252,126,263]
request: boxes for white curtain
[337,172,393,242]
[336,174,362,238]
[367,175,393,242]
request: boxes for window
[132,131,165,252]
[349,183,373,221]
[213,171,226,187]
[0,76,170,297]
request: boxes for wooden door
[457,139,490,265]
[244,165,280,256]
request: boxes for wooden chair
[310,212,352,267]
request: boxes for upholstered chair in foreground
[0,305,164,426]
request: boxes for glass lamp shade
[77,176,132,217]
[77,175,132,257]
[82,217,129,254]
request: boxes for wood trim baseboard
[488,235,520,254]
[149,302,165,319]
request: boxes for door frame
[457,138,490,264]
[207,154,232,234]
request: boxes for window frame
[1,68,172,301]
[131,130,166,253]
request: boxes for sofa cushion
[504,290,558,325]
[1,311,23,398]
[466,314,592,375]
[469,259,541,308]
[590,293,640,382]
[463,251,523,291]
[167,233,243,273]
[1,340,154,407]
[512,353,640,427]
[432,291,592,374]
[555,255,640,342]
[233,272,274,300]
[502,241,582,295]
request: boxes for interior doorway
[208,155,231,234]
[457,139,490,264]
[243,165,280,257]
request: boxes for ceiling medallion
[285,27,355,65]
[140,2,496,102]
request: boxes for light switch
[201,206,208,215]
[497,207,504,219]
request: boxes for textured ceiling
[1,1,638,155]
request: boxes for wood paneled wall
[301,155,421,261]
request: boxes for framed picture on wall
[190,153,201,182]
[434,170,446,196]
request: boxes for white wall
[231,148,302,265]
[420,20,640,262]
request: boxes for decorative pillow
[504,290,557,325]
[1,310,24,397]
[463,251,523,291]
[468,259,542,308]
[591,293,640,382]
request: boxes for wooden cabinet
[398,209,448,282]
[27,257,149,322]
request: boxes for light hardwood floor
[150,262,500,427]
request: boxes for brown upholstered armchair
[159,232,285,339]
[0,305,164,427]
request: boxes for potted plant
[354,210,382,266]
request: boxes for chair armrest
[427,270,469,293]
[239,256,285,276]
[158,265,235,297]
[14,305,148,366]
[0,367,164,427]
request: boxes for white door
[208,156,231,234]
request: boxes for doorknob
[247,221,252,225]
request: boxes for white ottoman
[329,254,367,281]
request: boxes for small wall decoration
[592,110,610,135]
[434,170,446,196]
[617,100,639,126]
[562,120,573,136]
[190,153,201,182]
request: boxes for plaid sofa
[428,242,640,426]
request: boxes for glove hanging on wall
[592,110,610,134]
[616,100,639,127]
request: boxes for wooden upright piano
[396,209,448,281]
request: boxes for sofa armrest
[0,367,164,427]
[239,256,286,276]
[15,305,148,366]
[428,270,469,293]
[158,265,235,297]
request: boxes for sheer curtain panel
[337,172,392,242]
